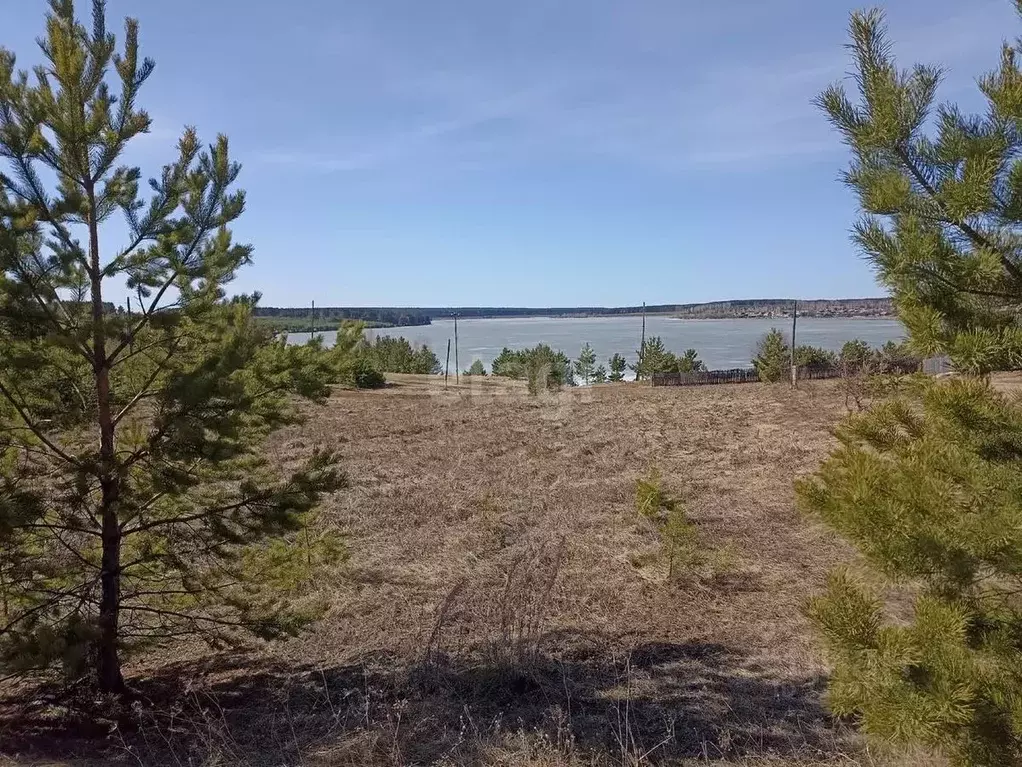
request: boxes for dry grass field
[1,375,946,766]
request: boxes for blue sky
[3,0,1019,307]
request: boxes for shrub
[364,335,440,374]
[635,468,697,581]
[878,340,921,374]
[839,339,874,374]
[351,358,386,389]
[635,467,667,519]
[491,344,574,393]
[794,345,838,370]
[465,359,487,376]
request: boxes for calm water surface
[287,316,905,374]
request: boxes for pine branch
[121,491,280,536]
[106,175,231,367]
[0,378,81,467]
[120,603,255,630]
[896,145,1022,289]
[112,337,183,426]
[109,330,195,369]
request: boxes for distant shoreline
[256,297,895,327]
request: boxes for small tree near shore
[752,329,789,382]
[0,1,344,695]
[677,349,705,373]
[574,343,596,385]
[608,353,627,382]
[465,359,487,376]
[632,336,674,380]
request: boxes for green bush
[794,345,838,370]
[491,344,574,393]
[364,335,440,374]
[635,467,667,519]
[634,468,697,581]
[839,339,874,373]
[465,359,487,376]
[351,358,385,389]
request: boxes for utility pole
[790,299,798,388]
[454,313,460,385]
[445,339,451,390]
[310,299,316,340]
[639,301,646,382]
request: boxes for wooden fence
[652,368,761,387]
[651,360,922,388]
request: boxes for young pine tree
[839,339,875,374]
[0,1,344,695]
[676,348,705,373]
[800,7,1022,764]
[465,359,487,376]
[751,328,789,382]
[631,336,674,380]
[591,364,607,383]
[608,353,627,382]
[574,342,596,385]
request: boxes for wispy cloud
[254,0,1015,179]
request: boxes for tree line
[254,297,894,326]
[465,335,919,388]
[255,306,432,328]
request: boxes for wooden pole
[445,338,451,390]
[790,299,798,388]
[640,301,646,383]
[311,299,316,340]
[454,314,460,385]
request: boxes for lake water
[287,315,905,374]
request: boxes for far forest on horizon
[255,297,895,329]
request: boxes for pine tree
[751,328,789,382]
[0,1,344,695]
[608,353,627,382]
[592,364,607,383]
[631,336,675,380]
[677,348,705,373]
[816,7,1022,374]
[465,359,487,376]
[800,7,1022,763]
[574,342,596,385]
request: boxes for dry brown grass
[0,376,950,766]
